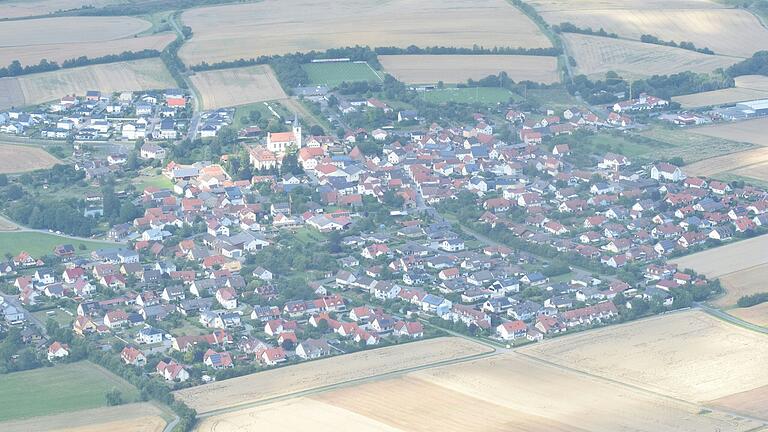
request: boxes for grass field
[379,55,560,85]
[639,127,756,164]
[179,0,550,64]
[1,403,166,432]
[0,231,117,257]
[421,87,514,104]
[302,62,382,87]
[673,75,768,108]
[563,33,738,79]
[2,59,176,109]
[0,361,140,422]
[522,310,768,403]
[535,2,768,58]
[175,337,492,413]
[189,65,287,110]
[0,144,60,173]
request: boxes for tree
[105,388,123,406]
[126,151,139,171]
[309,125,324,136]
[0,174,8,187]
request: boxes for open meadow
[0,361,140,422]
[1,403,166,432]
[175,337,492,413]
[522,310,768,403]
[674,75,768,108]
[0,231,118,257]
[190,65,287,110]
[563,33,738,79]
[533,1,768,58]
[0,143,60,173]
[422,87,514,105]
[179,0,551,65]
[302,62,382,87]
[8,58,175,107]
[197,343,764,432]
[379,55,559,85]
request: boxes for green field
[421,87,514,104]
[639,128,756,164]
[0,361,140,422]
[135,170,174,190]
[0,231,116,257]
[302,62,382,87]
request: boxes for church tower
[292,112,302,149]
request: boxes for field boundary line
[365,62,384,82]
[195,346,497,418]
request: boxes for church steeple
[292,112,302,149]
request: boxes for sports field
[189,65,288,110]
[179,0,551,64]
[302,62,382,87]
[9,58,175,108]
[0,361,140,422]
[380,54,559,85]
[674,75,768,108]
[563,33,738,79]
[0,231,117,257]
[0,144,60,173]
[174,337,492,413]
[422,87,514,104]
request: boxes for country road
[0,214,127,246]
[696,301,768,334]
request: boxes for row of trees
[639,34,715,55]
[553,22,618,38]
[0,50,161,78]
[737,292,768,308]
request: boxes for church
[266,113,302,154]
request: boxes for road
[695,302,768,334]
[0,214,127,246]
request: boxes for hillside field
[0,231,118,257]
[1,403,166,432]
[179,0,551,64]
[674,75,768,108]
[379,55,560,84]
[421,87,515,104]
[302,62,382,87]
[0,144,61,173]
[189,65,288,110]
[0,362,140,422]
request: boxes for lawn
[0,361,140,422]
[302,62,382,87]
[421,87,514,104]
[32,308,75,328]
[234,101,279,127]
[0,231,115,257]
[134,170,173,190]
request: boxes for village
[0,75,764,390]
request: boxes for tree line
[552,22,618,39]
[0,49,161,78]
[639,34,714,55]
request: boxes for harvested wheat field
[717,264,768,307]
[175,337,492,413]
[674,75,768,108]
[728,302,768,328]
[522,310,768,403]
[198,352,764,432]
[710,385,768,420]
[563,33,738,79]
[0,33,175,68]
[683,147,768,177]
[0,78,25,110]
[0,16,149,47]
[179,0,550,64]
[690,117,768,147]
[1,403,166,432]
[0,0,123,19]
[0,144,60,173]
[732,160,768,183]
[14,58,175,106]
[189,65,288,110]
[379,55,560,84]
[540,7,768,58]
[672,234,768,279]
[529,0,720,12]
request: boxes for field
[689,117,768,147]
[521,310,768,403]
[379,55,560,85]
[638,127,755,164]
[0,16,174,67]
[179,0,551,64]
[533,2,768,58]
[562,33,738,79]
[0,0,124,19]
[0,361,140,422]
[189,65,288,110]
[198,344,763,431]
[174,337,492,413]
[1,403,166,432]
[0,231,118,257]
[683,147,768,177]
[728,302,768,327]
[421,87,514,104]
[0,144,61,173]
[673,75,768,108]
[302,62,382,87]
[4,58,176,108]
